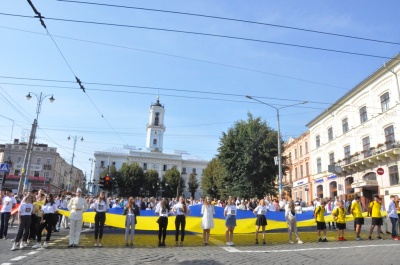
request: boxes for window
[143,163,147,170]
[389,165,399,186]
[328,127,333,141]
[192,168,197,174]
[36,157,42,165]
[305,142,308,153]
[344,145,351,163]
[15,169,20,176]
[17,156,22,163]
[44,172,50,180]
[163,165,167,171]
[34,171,40,177]
[155,112,160,126]
[329,152,335,165]
[362,136,370,152]
[100,161,105,168]
[316,135,320,148]
[289,170,292,182]
[342,118,349,133]
[317,158,322,173]
[385,125,395,144]
[381,92,390,112]
[153,139,157,146]
[112,161,116,166]
[306,162,309,176]
[182,167,187,174]
[299,146,303,157]
[300,165,303,178]
[294,149,297,159]
[359,106,368,124]
[295,167,298,179]
[46,158,51,164]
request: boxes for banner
[59,205,374,235]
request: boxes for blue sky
[0,0,399,179]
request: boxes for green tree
[218,113,280,198]
[188,172,199,198]
[163,166,185,198]
[201,158,226,198]
[117,162,144,197]
[144,169,160,197]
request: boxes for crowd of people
[2,187,400,250]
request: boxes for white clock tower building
[146,96,165,152]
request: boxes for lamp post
[17,92,55,194]
[88,158,94,194]
[246,95,307,199]
[67,135,84,191]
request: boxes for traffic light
[104,175,110,190]
[99,176,105,189]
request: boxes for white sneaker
[94,243,98,247]
[289,240,294,244]
[229,242,234,246]
[98,243,102,247]
[32,243,41,249]
[11,243,17,251]
[43,242,48,248]
[20,242,25,249]
[226,242,230,246]
[297,240,303,244]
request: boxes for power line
[0,25,349,90]
[56,0,400,46]
[0,12,397,61]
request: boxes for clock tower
[146,96,165,152]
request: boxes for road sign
[0,164,10,172]
[377,167,384,175]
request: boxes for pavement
[1,218,400,265]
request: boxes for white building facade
[93,97,209,199]
[307,54,400,209]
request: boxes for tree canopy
[216,113,280,198]
[187,172,199,198]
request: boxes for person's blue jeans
[389,217,398,237]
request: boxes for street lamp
[88,158,95,194]
[246,95,307,199]
[17,92,55,194]
[67,136,84,191]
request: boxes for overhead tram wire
[0,12,398,61]
[0,25,348,91]
[56,0,400,46]
[0,76,395,112]
[23,1,127,145]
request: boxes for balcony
[339,142,400,173]
[43,164,52,170]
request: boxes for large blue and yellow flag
[59,205,369,235]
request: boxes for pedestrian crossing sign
[0,163,9,172]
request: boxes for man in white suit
[67,188,87,247]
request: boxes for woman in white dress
[201,196,215,246]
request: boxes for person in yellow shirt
[368,195,383,240]
[332,201,347,241]
[351,195,364,240]
[314,200,328,242]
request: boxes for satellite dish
[335,166,343,174]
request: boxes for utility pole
[67,135,83,191]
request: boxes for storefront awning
[351,180,378,188]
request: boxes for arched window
[329,181,337,198]
[345,177,354,195]
[317,185,323,198]
[153,139,157,146]
[363,172,377,181]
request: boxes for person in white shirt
[0,188,17,239]
[155,198,170,247]
[201,196,215,246]
[224,196,237,246]
[67,188,88,247]
[32,194,58,249]
[285,200,303,244]
[123,196,140,247]
[387,195,399,240]
[253,199,268,245]
[11,195,33,250]
[172,196,191,246]
[93,191,109,247]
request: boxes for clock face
[153,164,158,169]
